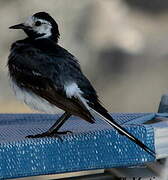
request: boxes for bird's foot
[25,130,72,140]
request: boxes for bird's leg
[48,112,72,134]
[26,112,72,138]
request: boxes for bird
[8,12,155,157]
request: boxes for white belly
[11,80,59,113]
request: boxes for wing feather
[8,40,95,123]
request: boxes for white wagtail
[8,12,155,156]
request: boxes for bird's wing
[8,41,95,123]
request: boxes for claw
[25,130,72,140]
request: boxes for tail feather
[78,94,155,157]
[90,107,155,157]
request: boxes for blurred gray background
[1,0,168,113]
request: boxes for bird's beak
[9,23,28,30]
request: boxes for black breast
[8,39,46,90]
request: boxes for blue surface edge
[0,113,162,179]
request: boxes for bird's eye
[35,21,42,26]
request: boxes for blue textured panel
[0,113,158,179]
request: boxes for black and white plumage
[8,12,155,156]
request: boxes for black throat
[23,28,59,43]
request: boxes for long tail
[90,108,155,157]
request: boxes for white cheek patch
[33,18,52,39]
[35,23,52,38]
[64,82,90,110]
[24,16,52,39]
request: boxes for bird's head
[9,12,60,42]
